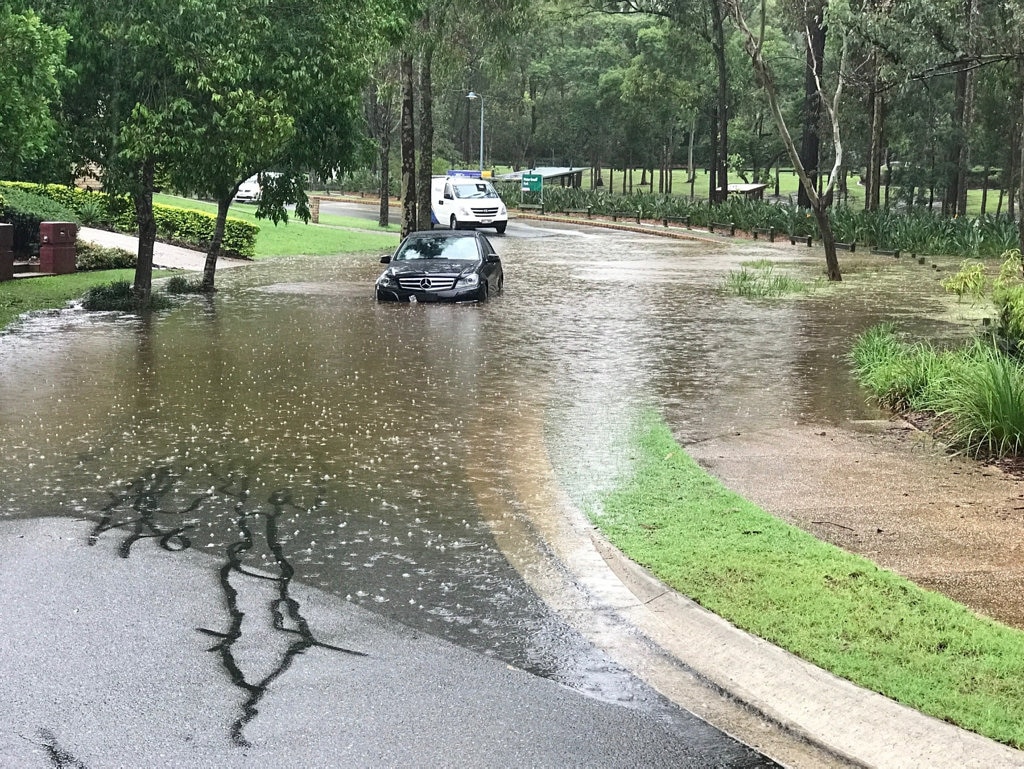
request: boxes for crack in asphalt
[86,466,366,748]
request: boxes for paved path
[79,227,252,271]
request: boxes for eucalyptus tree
[0,4,67,180]
[595,0,733,202]
[365,55,403,227]
[727,0,847,280]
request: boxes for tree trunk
[813,200,841,281]
[797,3,825,209]
[944,0,976,217]
[710,0,729,204]
[727,0,842,280]
[202,193,235,292]
[400,52,417,239]
[378,138,391,227]
[865,53,884,212]
[132,159,157,303]
[416,29,434,232]
[1018,63,1024,253]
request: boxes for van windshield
[452,182,498,199]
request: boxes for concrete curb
[589,531,1024,768]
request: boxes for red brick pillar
[310,196,321,224]
[38,222,78,275]
[0,223,12,281]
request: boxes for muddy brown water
[0,220,1001,733]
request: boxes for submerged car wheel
[477,281,488,302]
[495,222,507,234]
[449,215,459,230]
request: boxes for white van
[430,173,508,234]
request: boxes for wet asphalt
[0,517,774,768]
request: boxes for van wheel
[495,222,507,234]
[449,215,459,230]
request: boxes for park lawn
[0,270,173,332]
[593,412,1024,749]
[153,194,398,257]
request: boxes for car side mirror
[380,255,392,264]
[486,253,500,263]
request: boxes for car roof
[404,230,478,239]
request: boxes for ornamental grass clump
[851,325,1024,458]
[722,262,810,298]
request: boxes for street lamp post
[467,91,484,172]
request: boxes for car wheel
[495,222,507,234]
[449,215,459,230]
[477,281,488,302]
[496,275,504,294]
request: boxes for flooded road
[0,219,972,761]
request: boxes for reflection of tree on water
[88,465,365,748]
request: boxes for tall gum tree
[727,0,846,280]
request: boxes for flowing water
[0,220,976,738]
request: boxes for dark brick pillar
[0,223,12,281]
[38,222,78,275]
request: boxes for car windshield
[394,236,481,261]
[452,182,498,200]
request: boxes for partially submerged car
[375,230,504,303]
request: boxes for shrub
[75,241,136,271]
[0,181,258,258]
[942,260,988,303]
[164,275,206,294]
[80,280,171,312]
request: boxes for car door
[477,234,502,293]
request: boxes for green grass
[593,413,1024,748]
[153,194,398,257]
[0,270,172,331]
[722,262,814,297]
[851,325,1024,457]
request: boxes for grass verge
[592,412,1024,748]
[153,194,398,257]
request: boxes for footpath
[79,226,250,271]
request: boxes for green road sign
[522,173,543,192]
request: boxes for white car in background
[233,175,262,203]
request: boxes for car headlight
[376,271,397,287]
[457,272,479,287]
[498,204,507,215]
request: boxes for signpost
[521,172,543,210]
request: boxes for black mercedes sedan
[375,230,504,303]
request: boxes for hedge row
[0,182,259,259]
[495,182,1021,260]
